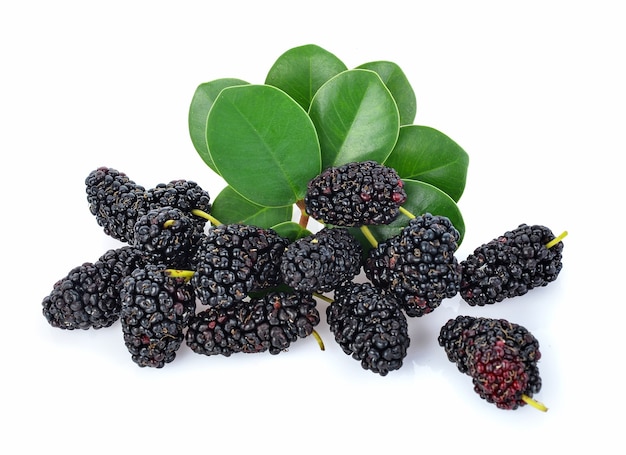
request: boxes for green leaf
[211,185,292,228]
[356,61,416,125]
[349,178,465,255]
[206,84,321,207]
[188,78,249,174]
[265,44,347,111]
[270,221,312,242]
[384,125,469,202]
[308,69,400,170]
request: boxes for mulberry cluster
[43,166,321,367]
[365,213,462,317]
[327,281,410,376]
[304,160,407,226]
[459,224,564,306]
[438,316,543,410]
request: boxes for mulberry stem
[545,230,568,249]
[360,225,378,248]
[313,292,334,304]
[311,329,325,351]
[296,200,310,229]
[164,269,195,281]
[399,206,416,219]
[163,219,176,228]
[521,394,548,412]
[191,209,222,226]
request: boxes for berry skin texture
[186,290,319,356]
[459,224,564,306]
[85,166,149,244]
[146,179,212,229]
[438,315,542,410]
[120,264,196,368]
[365,213,462,317]
[280,227,363,293]
[327,281,410,376]
[304,160,407,227]
[133,206,204,268]
[42,246,149,330]
[191,224,288,308]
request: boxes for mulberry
[191,224,288,308]
[85,166,149,243]
[304,160,407,226]
[42,246,149,330]
[460,224,565,306]
[133,206,204,268]
[327,281,410,376]
[186,290,319,356]
[438,315,543,410]
[280,227,362,293]
[119,264,196,368]
[146,179,212,228]
[365,213,461,317]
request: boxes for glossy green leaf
[349,178,465,256]
[308,69,400,170]
[270,221,312,242]
[356,61,416,125]
[206,84,321,207]
[265,44,347,111]
[188,78,249,174]
[384,125,469,202]
[211,185,292,228]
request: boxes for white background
[2,1,624,453]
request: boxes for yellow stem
[164,269,195,281]
[545,230,568,249]
[191,209,222,226]
[313,292,334,304]
[311,329,325,351]
[399,206,416,219]
[360,225,379,248]
[163,219,176,228]
[521,394,548,412]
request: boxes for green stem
[360,225,379,248]
[545,230,568,249]
[399,206,416,219]
[191,209,222,226]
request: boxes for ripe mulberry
[304,160,407,227]
[120,264,196,368]
[186,290,319,356]
[146,179,212,229]
[365,213,461,317]
[85,166,149,243]
[438,315,543,410]
[327,281,410,376]
[42,246,149,330]
[280,227,362,293]
[460,224,564,306]
[191,224,288,308]
[133,206,204,268]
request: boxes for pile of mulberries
[42,163,565,412]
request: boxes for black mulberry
[327,281,410,376]
[42,246,149,330]
[85,166,149,243]
[304,160,407,227]
[186,290,319,356]
[438,315,543,410]
[146,179,212,229]
[365,213,461,317]
[133,206,204,268]
[119,264,196,368]
[280,227,362,293]
[459,224,564,306]
[191,224,288,308]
